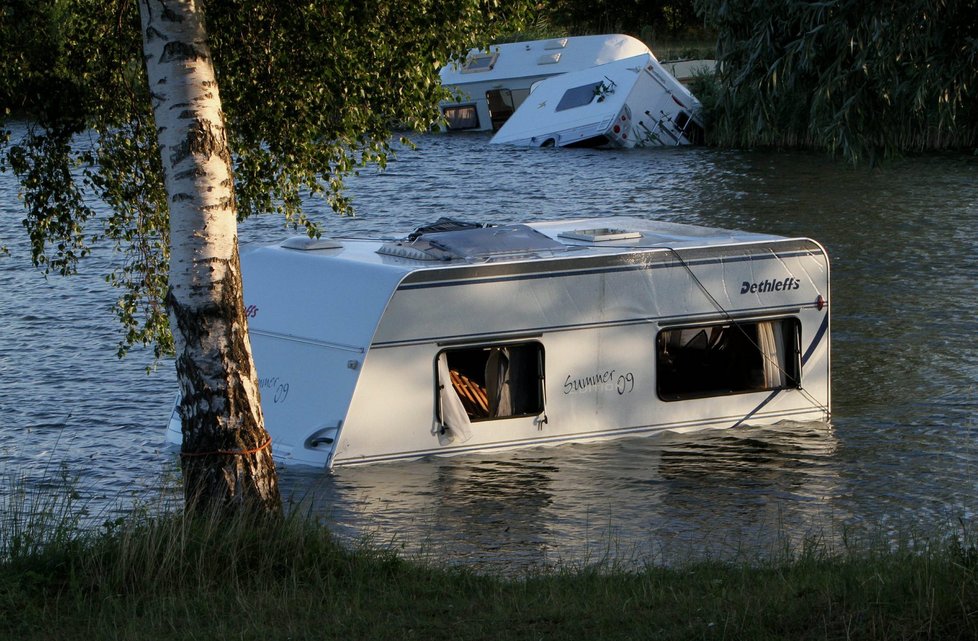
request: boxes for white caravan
[489,53,704,148]
[166,217,831,469]
[439,34,652,132]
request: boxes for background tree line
[540,0,708,47]
[540,0,978,161]
[7,0,975,166]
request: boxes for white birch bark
[139,0,280,514]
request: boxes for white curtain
[437,352,472,442]
[757,321,787,388]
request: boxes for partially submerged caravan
[439,34,652,132]
[166,217,830,469]
[489,53,705,148]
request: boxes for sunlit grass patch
[2,468,977,641]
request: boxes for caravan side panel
[332,240,829,466]
[238,245,408,466]
[249,332,364,466]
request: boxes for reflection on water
[279,421,841,569]
[2,127,978,570]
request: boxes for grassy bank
[2,490,977,641]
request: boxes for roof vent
[558,228,642,242]
[537,53,561,65]
[280,236,343,251]
[544,38,568,50]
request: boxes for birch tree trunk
[139,0,280,515]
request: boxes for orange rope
[180,437,272,458]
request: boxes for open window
[486,89,516,130]
[437,341,544,429]
[656,318,800,401]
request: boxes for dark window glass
[657,318,800,400]
[555,82,605,112]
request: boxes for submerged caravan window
[674,111,705,144]
[486,89,516,130]
[656,318,800,401]
[443,105,479,130]
[438,342,544,422]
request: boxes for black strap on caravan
[407,217,487,240]
[662,246,829,417]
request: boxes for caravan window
[486,89,516,130]
[674,111,705,144]
[555,81,606,112]
[438,342,544,421]
[443,105,480,130]
[656,318,800,401]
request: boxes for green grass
[2,474,977,641]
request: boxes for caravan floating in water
[489,53,705,148]
[438,34,652,132]
[166,217,831,469]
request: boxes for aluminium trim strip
[330,406,825,466]
[396,247,823,290]
[371,303,817,349]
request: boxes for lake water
[2,130,977,570]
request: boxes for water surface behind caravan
[1,130,976,569]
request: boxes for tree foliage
[0,0,529,357]
[543,0,703,40]
[695,0,978,161]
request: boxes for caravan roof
[439,34,651,87]
[242,217,792,345]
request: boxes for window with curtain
[442,105,480,130]
[437,342,544,428]
[656,318,800,401]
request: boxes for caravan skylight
[425,224,567,257]
[378,224,570,261]
[462,52,498,73]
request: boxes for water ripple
[3,127,978,569]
